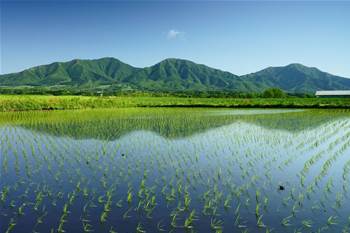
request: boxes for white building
[315,90,350,97]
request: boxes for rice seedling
[184,210,197,229]
[1,108,350,232]
[122,207,132,219]
[302,219,313,228]
[170,210,179,228]
[327,216,338,226]
[5,218,17,233]
[156,220,166,232]
[281,215,293,227]
[127,189,133,205]
[136,222,146,233]
[210,218,224,233]
[82,220,94,233]
[184,193,191,211]
[257,215,266,228]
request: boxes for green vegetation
[0,95,350,112]
[1,57,350,93]
[262,88,287,98]
[1,108,350,232]
[0,86,313,97]
[1,108,349,140]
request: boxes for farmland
[1,108,350,232]
[1,95,350,112]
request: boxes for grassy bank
[0,95,350,111]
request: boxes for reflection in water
[0,108,349,139]
[1,108,350,233]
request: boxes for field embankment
[0,95,350,112]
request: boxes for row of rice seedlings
[2,110,350,232]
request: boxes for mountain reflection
[0,108,349,140]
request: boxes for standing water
[1,108,350,233]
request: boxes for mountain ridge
[1,57,349,93]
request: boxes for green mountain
[242,63,350,93]
[0,57,137,86]
[1,57,349,93]
[129,58,254,92]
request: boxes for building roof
[315,90,350,96]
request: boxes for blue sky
[1,1,350,77]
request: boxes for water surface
[1,108,350,233]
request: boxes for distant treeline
[0,86,315,98]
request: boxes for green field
[0,95,350,111]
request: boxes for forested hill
[1,57,350,93]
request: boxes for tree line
[0,87,314,98]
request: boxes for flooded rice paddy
[1,108,350,233]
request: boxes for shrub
[262,88,286,98]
